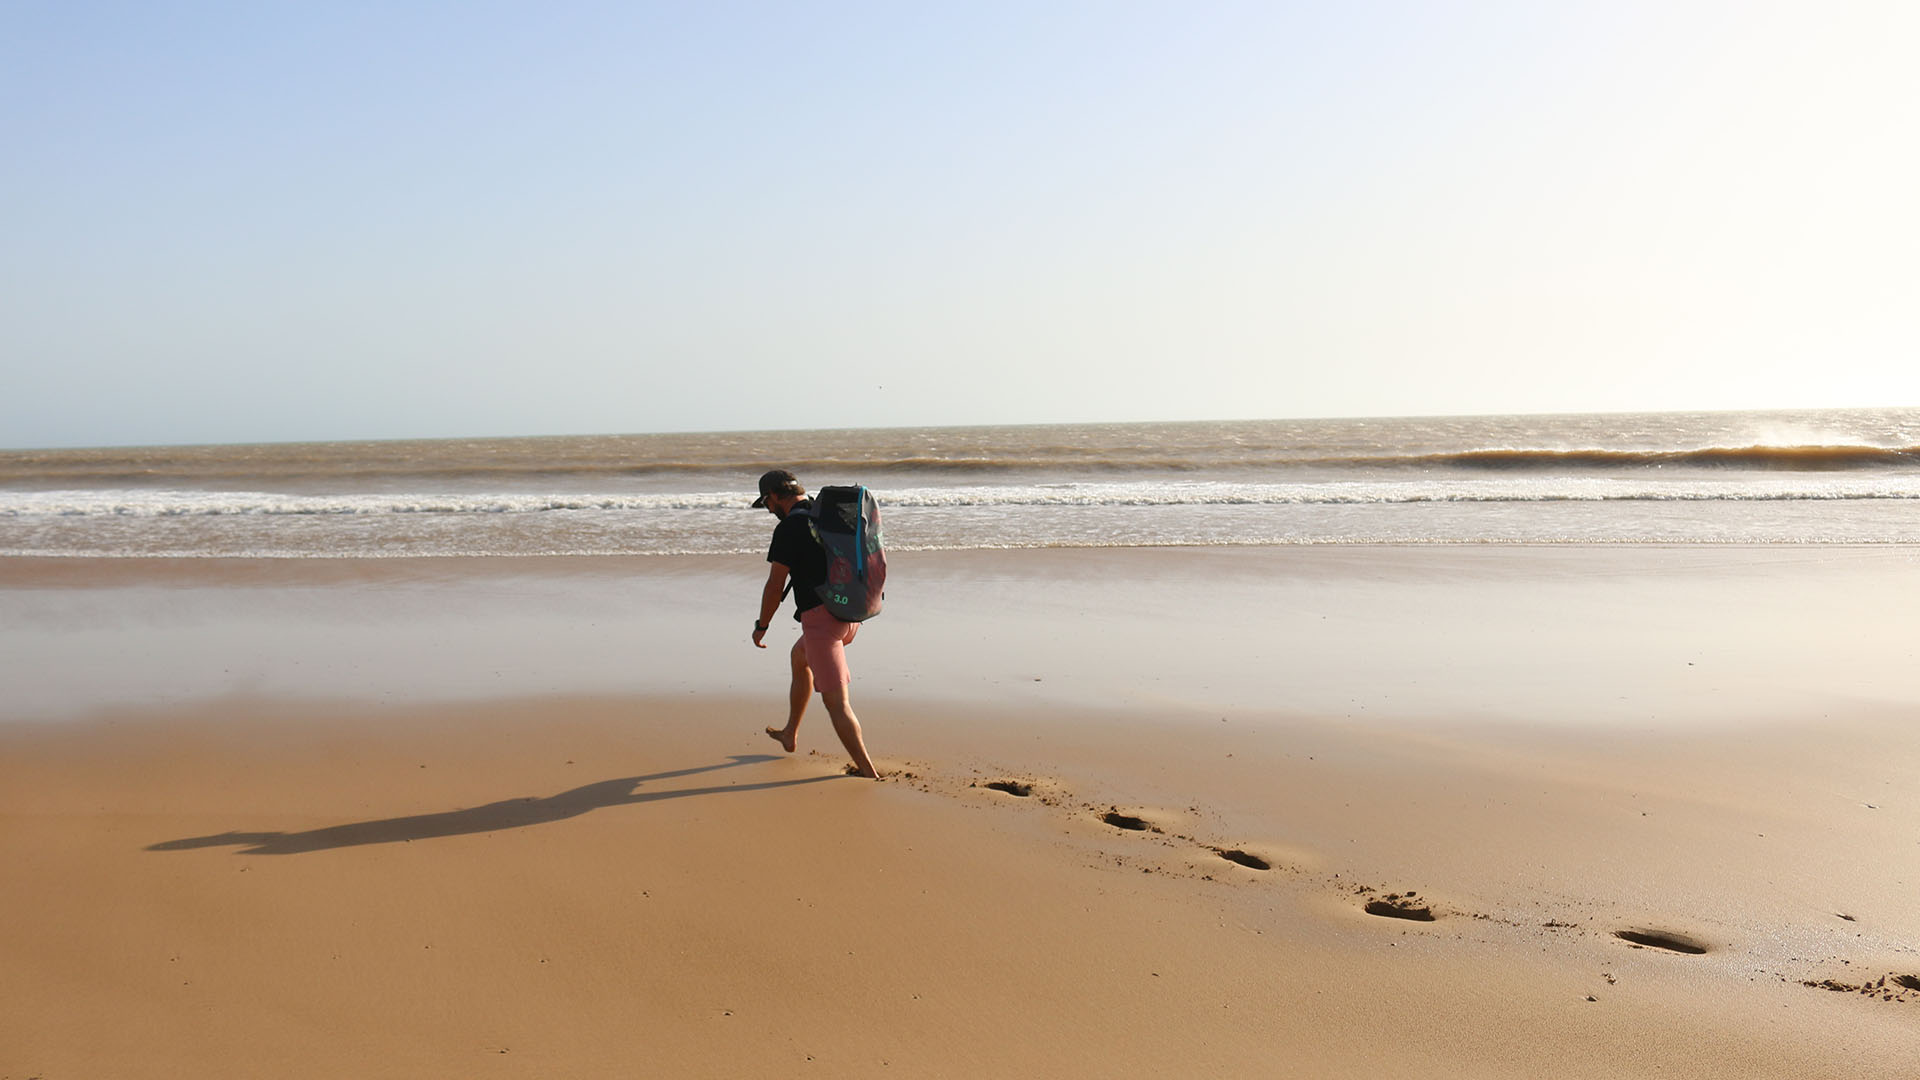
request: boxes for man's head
[751,469,805,516]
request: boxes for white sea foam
[6,475,1920,520]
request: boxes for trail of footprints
[979,775,1277,877]
[887,763,1920,1008]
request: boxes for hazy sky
[4,1,1916,448]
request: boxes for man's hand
[752,621,768,649]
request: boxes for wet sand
[3,547,1918,1077]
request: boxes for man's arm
[752,562,789,648]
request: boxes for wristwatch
[753,620,767,633]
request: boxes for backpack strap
[852,485,867,577]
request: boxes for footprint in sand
[1613,929,1709,955]
[1101,809,1156,832]
[1365,892,1435,922]
[985,780,1032,797]
[1211,847,1272,871]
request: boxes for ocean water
[2,409,1918,558]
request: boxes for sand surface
[4,547,1918,1077]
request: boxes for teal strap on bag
[852,486,867,578]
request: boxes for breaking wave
[1404,444,1920,471]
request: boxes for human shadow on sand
[146,754,830,855]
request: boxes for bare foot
[765,726,796,753]
[843,763,881,780]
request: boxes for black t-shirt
[767,501,825,620]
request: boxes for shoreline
[4,537,1918,569]
[7,544,1917,724]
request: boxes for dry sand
[3,547,1918,1077]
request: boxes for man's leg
[819,684,878,779]
[765,636,812,753]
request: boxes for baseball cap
[751,469,802,508]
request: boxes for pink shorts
[799,606,859,689]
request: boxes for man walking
[750,469,880,779]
